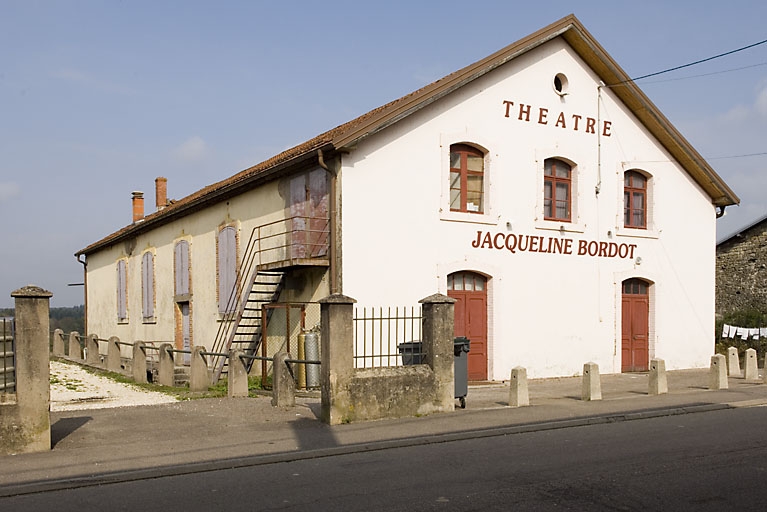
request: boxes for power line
[609,37,767,86]
[639,61,767,85]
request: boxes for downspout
[76,254,88,335]
[318,149,340,294]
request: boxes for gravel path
[50,360,178,411]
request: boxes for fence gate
[1,317,15,393]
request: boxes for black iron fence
[1,317,15,393]
[353,306,422,369]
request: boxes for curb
[0,400,741,498]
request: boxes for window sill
[534,218,586,234]
[615,227,659,240]
[440,210,498,226]
[117,319,128,325]
[142,317,156,325]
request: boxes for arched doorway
[448,271,488,381]
[621,278,650,372]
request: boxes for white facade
[78,16,736,380]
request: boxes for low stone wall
[347,365,442,420]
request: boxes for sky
[1,1,766,307]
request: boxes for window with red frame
[544,158,572,222]
[450,144,484,214]
[624,170,647,229]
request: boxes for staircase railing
[209,215,329,382]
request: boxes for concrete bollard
[709,354,728,390]
[52,328,65,357]
[509,366,529,407]
[86,334,100,366]
[726,346,741,377]
[68,331,82,360]
[744,348,758,380]
[272,351,296,407]
[107,336,122,373]
[157,343,175,387]
[649,358,668,395]
[132,341,148,383]
[228,350,249,398]
[582,362,602,401]
[189,346,210,392]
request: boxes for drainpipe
[318,149,340,294]
[716,206,727,218]
[76,254,88,335]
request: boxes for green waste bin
[454,337,470,408]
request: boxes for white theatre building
[76,15,738,381]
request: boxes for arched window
[449,144,484,214]
[624,170,647,229]
[544,158,572,222]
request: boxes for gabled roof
[717,212,767,246]
[77,14,739,257]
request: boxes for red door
[448,272,488,381]
[621,279,649,372]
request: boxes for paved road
[4,405,767,511]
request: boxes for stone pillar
[0,285,52,454]
[272,350,296,407]
[726,346,741,377]
[582,362,602,401]
[189,346,209,392]
[420,293,457,413]
[709,354,728,390]
[228,350,249,398]
[132,341,147,383]
[157,343,175,387]
[319,294,356,425]
[68,331,82,360]
[649,358,668,395]
[744,348,758,381]
[52,328,65,357]
[85,333,100,366]
[509,366,529,407]
[106,336,122,373]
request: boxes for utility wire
[639,61,767,85]
[609,37,767,85]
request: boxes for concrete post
[272,350,296,407]
[420,293,457,413]
[764,354,767,385]
[0,285,52,454]
[649,358,668,395]
[319,294,356,425]
[106,336,122,373]
[189,346,209,392]
[85,333,100,366]
[68,331,82,360]
[509,366,530,407]
[744,348,758,381]
[52,328,65,357]
[157,343,175,387]
[132,341,148,383]
[228,350,249,398]
[709,354,728,390]
[582,362,602,401]
[726,346,741,377]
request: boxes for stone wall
[716,218,767,318]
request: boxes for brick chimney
[132,191,144,223]
[155,177,168,210]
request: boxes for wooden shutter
[142,252,154,319]
[117,260,127,321]
[175,241,190,296]
[218,227,236,313]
